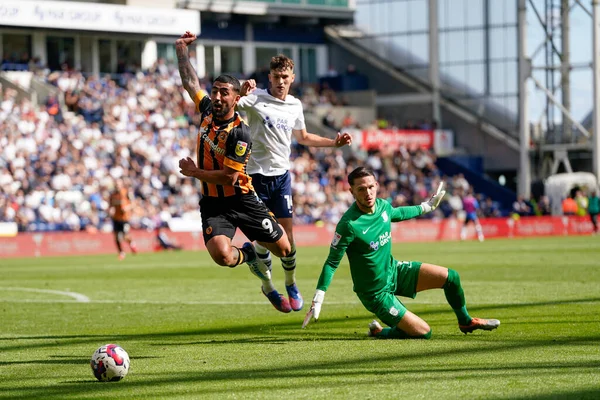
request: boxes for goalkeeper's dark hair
[213,74,241,93]
[348,167,376,186]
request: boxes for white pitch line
[0,287,90,302]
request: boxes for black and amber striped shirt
[193,91,254,197]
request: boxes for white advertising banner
[0,0,200,35]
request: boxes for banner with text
[0,216,593,259]
[347,129,454,153]
[0,1,200,35]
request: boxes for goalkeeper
[303,167,500,338]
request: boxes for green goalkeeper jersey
[316,198,423,296]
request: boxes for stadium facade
[0,0,352,81]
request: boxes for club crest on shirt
[235,141,248,156]
[370,241,379,251]
[331,232,342,247]
[218,132,227,142]
[382,211,388,222]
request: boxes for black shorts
[200,193,284,244]
[112,220,130,234]
[250,171,293,219]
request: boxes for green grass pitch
[1,236,599,399]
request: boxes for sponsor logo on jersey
[331,232,342,247]
[382,211,388,222]
[370,241,379,251]
[235,141,248,156]
[274,118,292,134]
[379,231,392,247]
[201,132,225,155]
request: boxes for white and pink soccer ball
[90,344,130,382]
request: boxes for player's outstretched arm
[389,182,446,222]
[303,221,353,328]
[293,129,353,148]
[176,31,202,100]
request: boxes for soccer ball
[90,344,130,382]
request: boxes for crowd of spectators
[0,64,525,233]
[290,144,502,225]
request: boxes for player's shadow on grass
[0,314,372,352]
[2,296,600,353]
[157,335,366,346]
[8,351,600,398]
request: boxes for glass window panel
[441,31,466,63]
[299,47,317,83]
[465,62,485,94]
[372,1,387,35]
[307,0,348,6]
[489,0,517,25]
[439,0,449,29]
[408,34,428,64]
[80,37,94,73]
[355,2,375,34]
[465,0,484,27]
[489,28,517,59]
[490,61,517,95]
[46,36,75,71]
[157,43,177,65]
[256,47,279,70]
[407,0,428,31]
[356,1,383,35]
[280,47,293,58]
[221,46,242,75]
[465,30,485,62]
[442,0,466,29]
[116,40,142,73]
[2,34,31,65]
[439,32,450,64]
[204,46,215,79]
[99,39,112,73]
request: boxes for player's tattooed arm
[175,31,202,100]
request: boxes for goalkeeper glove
[302,289,325,328]
[420,182,446,213]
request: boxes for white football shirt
[237,88,306,176]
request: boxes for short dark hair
[348,167,376,186]
[214,74,241,93]
[270,54,295,71]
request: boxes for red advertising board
[0,216,593,259]
[361,129,434,150]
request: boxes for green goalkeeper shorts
[357,260,422,328]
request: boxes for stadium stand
[0,66,549,233]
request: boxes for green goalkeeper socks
[443,269,472,326]
[377,327,432,340]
